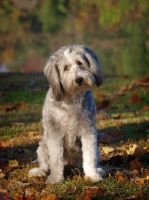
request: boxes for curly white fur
[28,45,105,184]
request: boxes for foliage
[0,0,149,74]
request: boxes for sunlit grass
[0,73,149,199]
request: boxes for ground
[0,73,149,200]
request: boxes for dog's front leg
[81,130,103,181]
[46,136,64,184]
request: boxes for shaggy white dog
[28,45,105,184]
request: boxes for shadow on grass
[0,120,148,169]
[0,120,149,200]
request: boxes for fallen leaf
[41,194,57,200]
[131,177,146,184]
[0,141,10,147]
[14,192,35,200]
[101,146,114,154]
[4,105,18,111]
[115,85,128,96]
[14,101,28,107]
[131,169,139,176]
[132,146,146,157]
[97,93,105,98]
[83,186,104,199]
[0,172,5,179]
[22,192,36,200]
[130,158,143,170]
[142,104,149,111]
[125,144,146,157]
[97,100,110,110]
[8,160,19,168]
[114,120,123,126]
[0,187,7,194]
[128,82,135,90]
[128,95,142,103]
[75,195,83,200]
[119,85,128,92]
[115,171,127,181]
[138,76,149,83]
[112,114,122,119]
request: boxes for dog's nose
[75,77,83,85]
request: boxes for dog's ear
[84,47,104,87]
[44,58,64,101]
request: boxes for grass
[0,73,149,199]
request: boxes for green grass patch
[0,73,149,199]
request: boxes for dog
[28,45,105,184]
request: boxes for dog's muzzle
[75,77,83,85]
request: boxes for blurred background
[0,0,149,75]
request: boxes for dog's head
[44,45,104,101]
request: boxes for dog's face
[44,45,104,101]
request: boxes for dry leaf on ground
[8,160,19,168]
[131,177,146,185]
[85,186,103,200]
[41,194,57,200]
[131,169,139,176]
[125,144,146,157]
[112,114,122,119]
[0,172,5,179]
[115,171,127,181]
[97,93,105,98]
[4,105,18,111]
[142,104,149,111]
[130,159,143,170]
[96,100,110,110]
[128,95,142,103]
[98,130,122,143]
[138,76,149,83]
[101,146,114,154]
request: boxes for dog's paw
[85,172,103,182]
[45,175,64,184]
[28,167,46,177]
[97,167,105,177]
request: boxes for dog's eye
[64,65,70,71]
[77,61,82,66]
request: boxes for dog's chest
[55,95,95,130]
[56,105,83,149]
[59,104,85,127]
